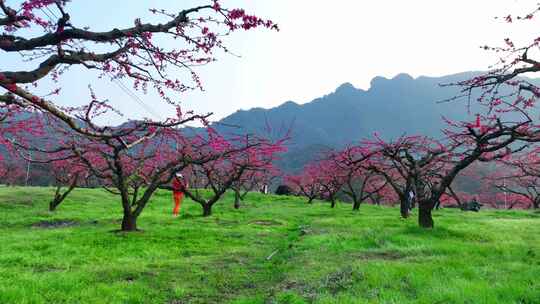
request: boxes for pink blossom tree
[0,155,26,186]
[285,164,323,204]
[367,182,398,206]
[328,146,384,210]
[231,165,280,209]
[312,159,346,208]
[487,152,540,209]
[182,135,285,216]
[363,135,444,219]
[47,157,90,211]
[0,1,280,231]
[365,120,529,228]
[0,0,278,138]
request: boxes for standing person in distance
[172,173,188,217]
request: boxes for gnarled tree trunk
[400,194,410,219]
[119,186,139,231]
[121,212,138,231]
[234,191,241,209]
[418,200,434,228]
[49,176,78,211]
[203,204,213,217]
[49,194,63,211]
[329,196,337,208]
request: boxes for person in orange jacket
[172,173,188,217]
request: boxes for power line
[109,76,164,121]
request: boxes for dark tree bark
[203,204,213,217]
[48,174,78,211]
[234,190,241,209]
[399,193,410,219]
[330,197,337,208]
[121,212,138,231]
[418,200,434,228]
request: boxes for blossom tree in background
[0,110,44,186]
[367,182,398,206]
[285,164,322,204]
[286,147,384,209]
[231,165,280,209]
[183,135,286,216]
[0,155,26,186]
[363,135,440,219]
[47,157,89,211]
[314,159,346,208]
[328,146,384,211]
[487,152,540,209]
[366,117,529,228]
[11,119,92,210]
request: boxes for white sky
[212,0,535,110]
[189,0,536,116]
[2,0,539,122]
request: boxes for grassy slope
[0,187,539,304]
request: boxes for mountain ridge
[222,71,484,119]
[214,71,537,172]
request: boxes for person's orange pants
[173,191,184,216]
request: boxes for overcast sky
[2,0,538,123]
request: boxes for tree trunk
[400,197,410,218]
[49,195,61,211]
[121,213,138,231]
[48,182,77,212]
[330,198,336,209]
[307,197,314,204]
[234,191,241,209]
[203,204,212,217]
[352,200,361,211]
[418,201,434,228]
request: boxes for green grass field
[0,187,539,304]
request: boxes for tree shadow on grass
[32,219,79,229]
[403,225,495,243]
